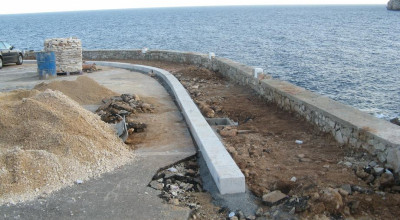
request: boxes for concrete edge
[24,60,37,64]
[84,60,245,195]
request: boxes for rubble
[255,208,263,217]
[197,101,215,118]
[319,188,343,212]
[374,172,395,188]
[340,184,352,195]
[218,126,237,137]
[351,186,372,195]
[262,190,287,206]
[96,94,154,138]
[147,157,215,219]
[82,62,99,73]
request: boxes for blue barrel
[36,52,56,79]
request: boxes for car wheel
[0,57,3,69]
[16,54,23,65]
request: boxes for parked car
[0,41,23,69]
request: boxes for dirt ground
[103,59,400,219]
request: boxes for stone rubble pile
[44,37,82,73]
[148,158,204,215]
[97,94,154,122]
[82,62,99,73]
[338,155,400,192]
[96,94,153,136]
[353,162,399,192]
[224,190,307,220]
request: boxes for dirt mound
[0,89,133,205]
[34,76,118,104]
[0,89,41,102]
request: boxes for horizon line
[0,3,386,15]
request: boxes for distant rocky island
[387,0,400,10]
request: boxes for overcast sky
[0,0,387,15]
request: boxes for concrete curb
[84,61,245,194]
[24,60,37,64]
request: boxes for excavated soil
[0,86,133,205]
[113,60,400,219]
[34,75,118,104]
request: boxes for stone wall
[81,49,400,173]
[44,38,82,73]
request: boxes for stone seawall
[81,49,400,173]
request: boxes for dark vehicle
[0,41,23,69]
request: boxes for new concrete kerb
[83,61,246,194]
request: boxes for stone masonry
[44,38,82,73]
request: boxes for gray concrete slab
[0,64,40,91]
[0,63,196,219]
[1,156,190,220]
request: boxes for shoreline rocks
[387,0,400,10]
[390,117,400,126]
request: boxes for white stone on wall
[44,37,82,73]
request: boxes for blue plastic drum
[36,51,56,79]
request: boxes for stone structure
[44,38,82,73]
[387,0,400,10]
[82,49,400,174]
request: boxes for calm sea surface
[1,5,399,119]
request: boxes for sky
[0,0,387,15]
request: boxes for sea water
[1,5,398,119]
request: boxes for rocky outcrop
[387,0,400,10]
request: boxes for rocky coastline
[387,0,400,10]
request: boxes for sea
[0,5,399,120]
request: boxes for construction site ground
[104,60,400,219]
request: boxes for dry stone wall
[81,49,400,174]
[44,38,82,73]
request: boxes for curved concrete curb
[84,61,245,194]
[24,60,37,64]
